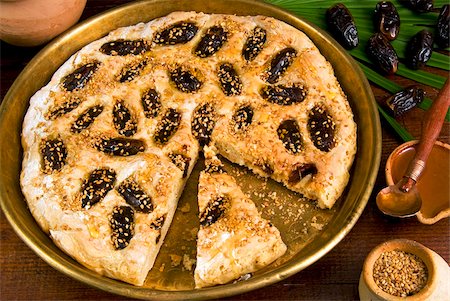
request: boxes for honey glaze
[391,144,450,218]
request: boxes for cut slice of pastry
[43,151,196,286]
[194,146,287,288]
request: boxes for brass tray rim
[0,0,381,300]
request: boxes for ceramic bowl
[385,140,450,224]
[359,239,450,301]
[0,0,87,46]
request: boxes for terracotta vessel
[359,239,450,301]
[0,0,87,46]
[385,140,450,224]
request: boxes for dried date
[95,138,145,156]
[242,26,267,61]
[113,100,137,137]
[406,30,433,70]
[232,105,253,132]
[62,62,99,92]
[385,86,424,117]
[326,3,359,49]
[153,108,181,145]
[71,105,104,133]
[170,67,202,93]
[40,138,67,174]
[154,22,198,45]
[366,33,398,74]
[117,179,154,213]
[436,5,450,48]
[168,153,191,178]
[374,1,400,41]
[401,0,433,13]
[199,196,228,227]
[260,84,307,105]
[110,206,135,250]
[288,163,318,184]
[100,39,150,56]
[308,106,336,152]
[277,119,303,154]
[81,168,116,209]
[141,88,161,118]
[194,26,228,58]
[191,103,216,146]
[265,47,297,84]
[118,60,147,83]
[218,63,242,96]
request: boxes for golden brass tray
[0,0,381,299]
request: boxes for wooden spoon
[376,79,450,218]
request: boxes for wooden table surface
[1,1,449,300]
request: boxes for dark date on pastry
[277,119,303,154]
[232,105,253,132]
[40,138,67,173]
[95,138,145,156]
[154,22,198,45]
[195,26,228,58]
[199,196,228,227]
[81,168,116,209]
[100,39,150,56]
[117,179,154,213]
[154,108,181,145]
[265,47,297,84]
[308,106,336,152]
[61,62,99,92]
[242,26,267,61]
[110,205,135,250]
[71,105,104,133]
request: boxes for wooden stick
[402,79,450,191]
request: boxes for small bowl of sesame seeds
[359,239,450,301]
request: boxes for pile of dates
[326,1,449,73]
[326,1,448,116]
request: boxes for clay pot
[0,0,87,46]
[359,239,450,301]
[385,140,450,224]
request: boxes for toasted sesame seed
[373,250,428,297]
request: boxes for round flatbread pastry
[21,11,356,286]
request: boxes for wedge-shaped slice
[38,152,196,286]
[195,147,287,288]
